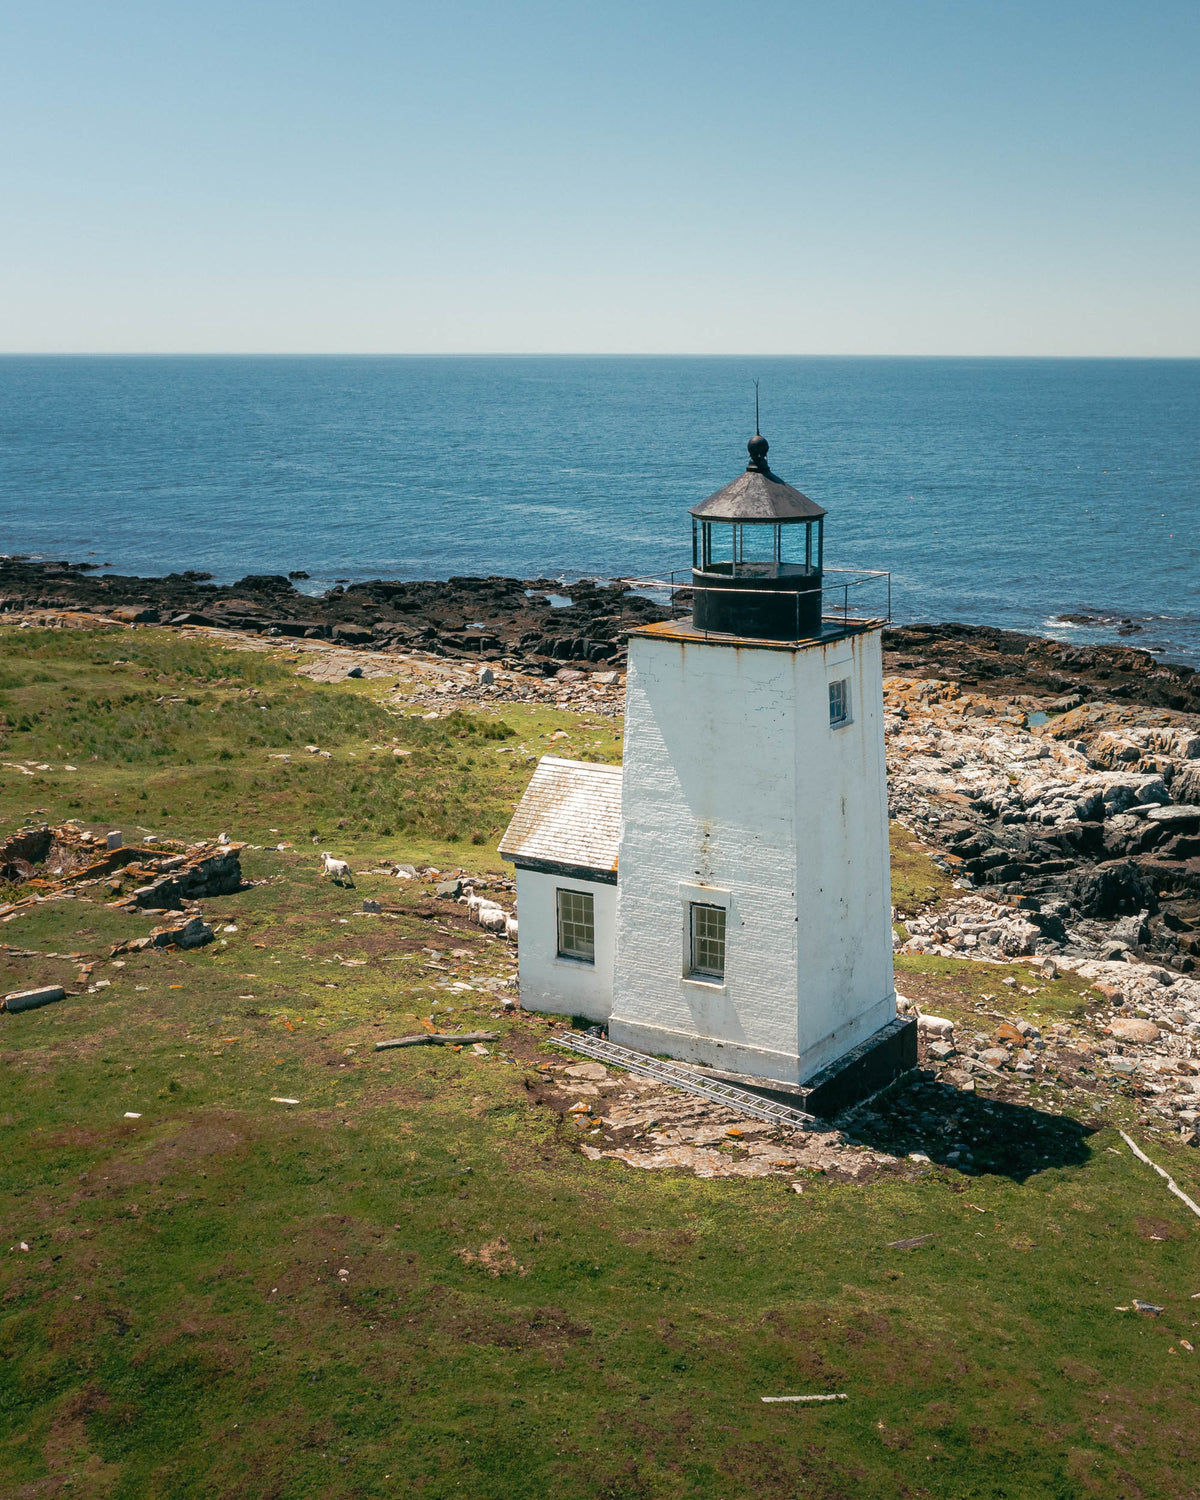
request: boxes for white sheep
[504,914,518,942]
[477,903,507,934]
[320,852,355,887]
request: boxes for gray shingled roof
[498,756,622,873]
[690,466,826,523]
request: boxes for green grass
[0,628,622,868]
[895,953,1099,1027]
[2,625,1200,1499]
[889,823,956,919]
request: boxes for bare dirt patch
[96,1114,252,1187]
[265,1215,425,1325]
[1133,1214,1187,1242]
[454,1236,528,1277]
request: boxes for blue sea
[1,356,1197,663]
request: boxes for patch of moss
[896,952,1097,1024]
[889,823,955,918]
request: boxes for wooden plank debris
[375,1031,500,1051]
[761,1394,848,1403]
[1118,1130,1200,1222]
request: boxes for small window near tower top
[556,887,595,963]
[829,678,851,728]
[689,902,726,980]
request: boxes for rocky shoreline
[0,557,668,676]
[6,553,1199,972]
[4,556,1200,706]
[886,677,1200,970]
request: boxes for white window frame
[689,902,726,981]
[829,677,851,728]
[679,882,731,987]
[555,886,596,965]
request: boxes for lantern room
[690,432,827,640]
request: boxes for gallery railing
[618,567,892,642]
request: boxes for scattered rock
[887,678,1200,965]
[1109,1017,1161,1043]
[149,916,215,950]
[2,985,66,1014]
[1145,804,1200,825]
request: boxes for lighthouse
[501,428,915,1114]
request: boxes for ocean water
[1,355,1197,663]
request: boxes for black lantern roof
[690,434,826,524]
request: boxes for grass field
[2,628,1198,1499]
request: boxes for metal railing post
[640,565,890,636]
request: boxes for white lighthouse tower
[501,427,914,1114]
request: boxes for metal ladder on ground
[550,1032,819,1133]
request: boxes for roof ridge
[538,754,622,773]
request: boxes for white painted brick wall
[609,627,895,1083]
[514,867,615,1024]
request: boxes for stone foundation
[682,1015,919,1119]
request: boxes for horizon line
[2,351,1198,361]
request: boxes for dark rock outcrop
[883,622,1200,714]
[0,559,671,675]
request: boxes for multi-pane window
[556,888,595,963]
[689,902,726,980]
[829,678,851,727]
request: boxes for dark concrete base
[691,1016,918,1119]
[800,1016,918,1117]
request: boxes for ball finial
[747,433,769,469]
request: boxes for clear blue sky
[3,0,1197,354]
